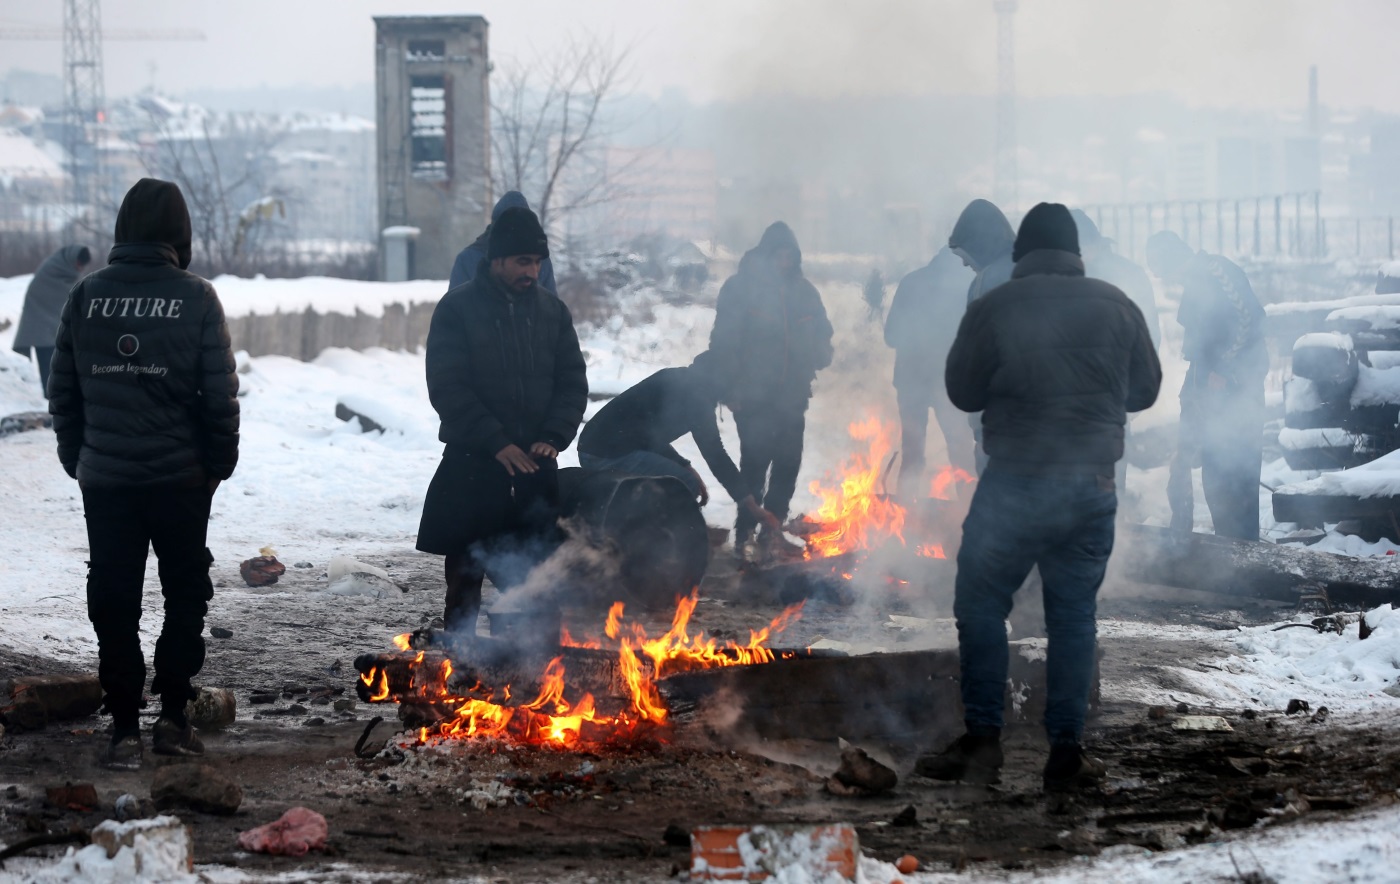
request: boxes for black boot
[913,731,1003,784]
[1043,744,1107,792]
[443,553,483,637]
[101,724,144,771]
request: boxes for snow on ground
[1275,447,1400,500]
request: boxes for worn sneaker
[152,717,205,757]
[101,733,144,771]
[758,529,807,564]
[913,732,1003,784]
[1043,744,1108,792]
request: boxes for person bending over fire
[577,350,784,533]
[918,203,1161,791]
[416,207,589,637]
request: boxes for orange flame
[802,418,906,558]
[930,466,976,501]
[364,592,803,749]
[916,544,947,560]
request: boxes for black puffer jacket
[945,249,1161,471]
[48,178,240,486]
[426,265,588,457]
[709,222,833,408]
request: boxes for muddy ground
[2,547,1396,882]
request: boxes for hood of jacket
[949,199,1014,270]
[111,178,193,269]
[738,221,803,276]
[491,190,531,222]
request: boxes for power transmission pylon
[993,0,1018,212]
[63,0,105,227]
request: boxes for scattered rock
[209,627,234,639]
[896,854,920,874]
[1359,614,1373,641]
[1174,702,1190,714]
[90,815,193,871]
[283,684,309,695]
[663,823,691,848]
[827,745,897,796]
[151,764,242,815]
[45,782,99,811]
[0,412,52,437]
[311,696,331,706]
[1286,699,1311,715]
[288,704,308,716]
[1147,705,1170,720]
[185,687,236,730]
[240,555,286,587]
[1173,715,1234,733]
[294,562,314,569]
[4,784,16,800]
[891,805,917,827]
[250,692,278,705]
[1310,706,1330,724]
[303,717,326,727]
[333,698,356,713]
[113,793,157,822]
[1385,682,1400,699]
[1,674,103,732]
[1241,709,1258,720]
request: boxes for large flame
[360,593,803,749]
[802,418,906,558]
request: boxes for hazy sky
[2,0,1397,112]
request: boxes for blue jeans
[953,465,1117,746]
[579,450,701,498]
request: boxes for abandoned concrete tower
[374,16,490,281]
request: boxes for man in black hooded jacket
[708,222,833,561]
[417,207,588,635]
[918,203,1160,792]
[48,178,240,770]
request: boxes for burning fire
[358,593,803,750]
[800,420,974,561]
[802,418,905,558]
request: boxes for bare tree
[141,110,289,275]
[490,33,640,234]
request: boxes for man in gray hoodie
[12,245,92,395]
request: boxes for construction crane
[993,0,1018,213]
[0,3,206,228]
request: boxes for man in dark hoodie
[418,207,588,636]
[885,246,977,490]
[448,191,559,293]
[12,244,92,395]
[1147,230,1267,541]
[708,222,834,562]
[48,178,240,770]
[919,203,1160,792]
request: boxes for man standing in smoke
[49,178,240,770]
[947,199,1016,473]
[1146,230,1267,541]
[918,203,1160,790]
[708,222,833,563]
[417,207,588,636]
[1072,209,1161,499]
[885,246,976,492]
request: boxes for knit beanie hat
[488,206,550,260]
[1012,202,1080,263]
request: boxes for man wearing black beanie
[918,202,1161,791]
[416,206,588,636]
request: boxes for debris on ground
[240,553,286,587]
[691,823,858,882]
[1172,715,1234,732]
[0,674,102,732]
[113,793,157,822]
[236,806,328,856]
[827,744,898,796]
[185,687,236,730]
[151,764,243,815]
[44,782,98,811]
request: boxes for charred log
[1119,523,1400,608]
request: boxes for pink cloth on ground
[236,807,329,856]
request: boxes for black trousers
[734,404,806,542]
[1168,376,1264,541]
[896,382,976,494]
[82,483,214,728]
